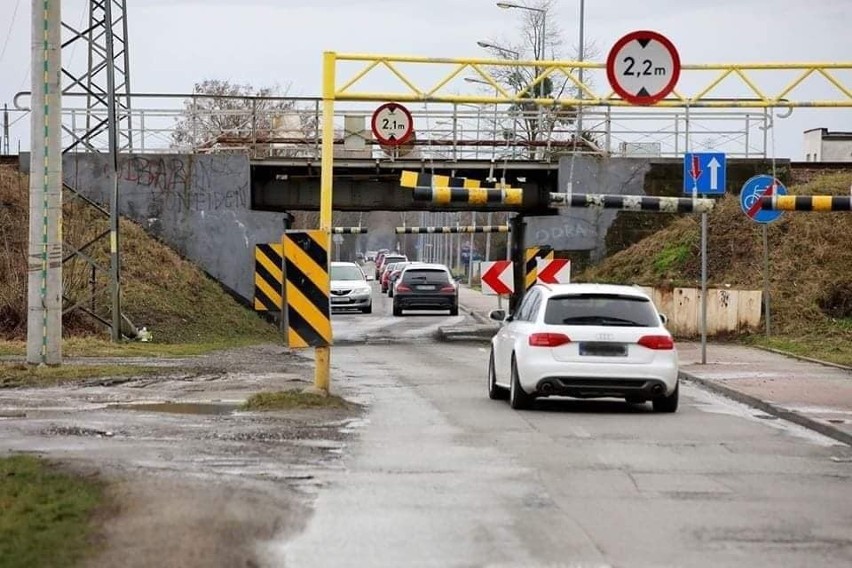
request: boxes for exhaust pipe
[540,381,554,395]
[651,384,664,395]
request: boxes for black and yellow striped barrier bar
[412,186,523,206]
[395,225,511,234]
[548,193,715,213]
[761,195,852,211]
[254,244,283,312]
[283,231,332,349]
[400,170,490,189]
[331,227,369,234]
[525,246,554,291]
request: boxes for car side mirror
[489,309,506,322]
[659,313,668,325]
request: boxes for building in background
[803,128,852,162]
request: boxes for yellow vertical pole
[315,51,336,393]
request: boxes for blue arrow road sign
[740,174,787,224]
[683,152,726,195]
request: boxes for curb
[680,370,852,447]
[752,346,852,373]
[435,323,497,343]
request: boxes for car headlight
[353,287,371,296]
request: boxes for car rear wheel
[509,357,533,410]
[449,305,459,316]
[392,304,402,316]
[652,382,679,413]
[487,348,508,400]
[388,289,394,298]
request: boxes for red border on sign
[606,30,681,106]
[371,102,414,146]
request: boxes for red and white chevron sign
[536,258,571,284]
[480,260,513,296]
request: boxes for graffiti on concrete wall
[113,155,247,213]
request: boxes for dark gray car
[392,264,458,316]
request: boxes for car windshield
[544,294,659,327]
[331,265,365,281]
[402,269,450,284]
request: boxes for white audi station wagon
[488,283,679,412]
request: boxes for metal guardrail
[9,91,777,160]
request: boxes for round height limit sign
[607,31,681,105]
[371,102,414,146]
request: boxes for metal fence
[8,92,772,160]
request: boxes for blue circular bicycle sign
[740,175,787,224]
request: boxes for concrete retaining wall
[640,286,762,336]
[63,153,284,302]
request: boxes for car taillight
[396,284,411,292]
[440,285,456,293]
[529,333,571,347]
[638,335,674,350]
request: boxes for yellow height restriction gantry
[311,52,852,393]
[333,54,852,107]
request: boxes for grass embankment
[579,172,852,366]
[0,455,105,568]
[0,165,278,356]
[242,390,351,411]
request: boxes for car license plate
[417,285,436,290]
[331,296,350,303]
[579,342,627,357]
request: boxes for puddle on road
[109,402,237,415]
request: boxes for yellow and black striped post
[412,186,523,206]
[395,225,511,234]
[282,231,332,349]
[254,244,283,312]
[525,246,554,291]
[761,195,852,211]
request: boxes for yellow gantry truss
[332,53,852,108]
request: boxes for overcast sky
[1,0,850,158]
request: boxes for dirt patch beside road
[0,344,365,568]
[87,476,304,568]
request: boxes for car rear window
[383,256,406,265]
[330,265,364,281]
[544,294,659,327]
[402,269,450,284]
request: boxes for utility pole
[27,0,62,364]
[104,0,122,341]
[2,104,9,155]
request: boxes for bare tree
[171,80,317,157]
[478,0,600,159]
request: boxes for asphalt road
[271,284,852,568]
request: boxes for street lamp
[476,41,520,60]
[496,2,546,96]
[495,2,547,157]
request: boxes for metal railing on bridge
[9,91,787,161]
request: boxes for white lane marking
[684,383,843,447]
